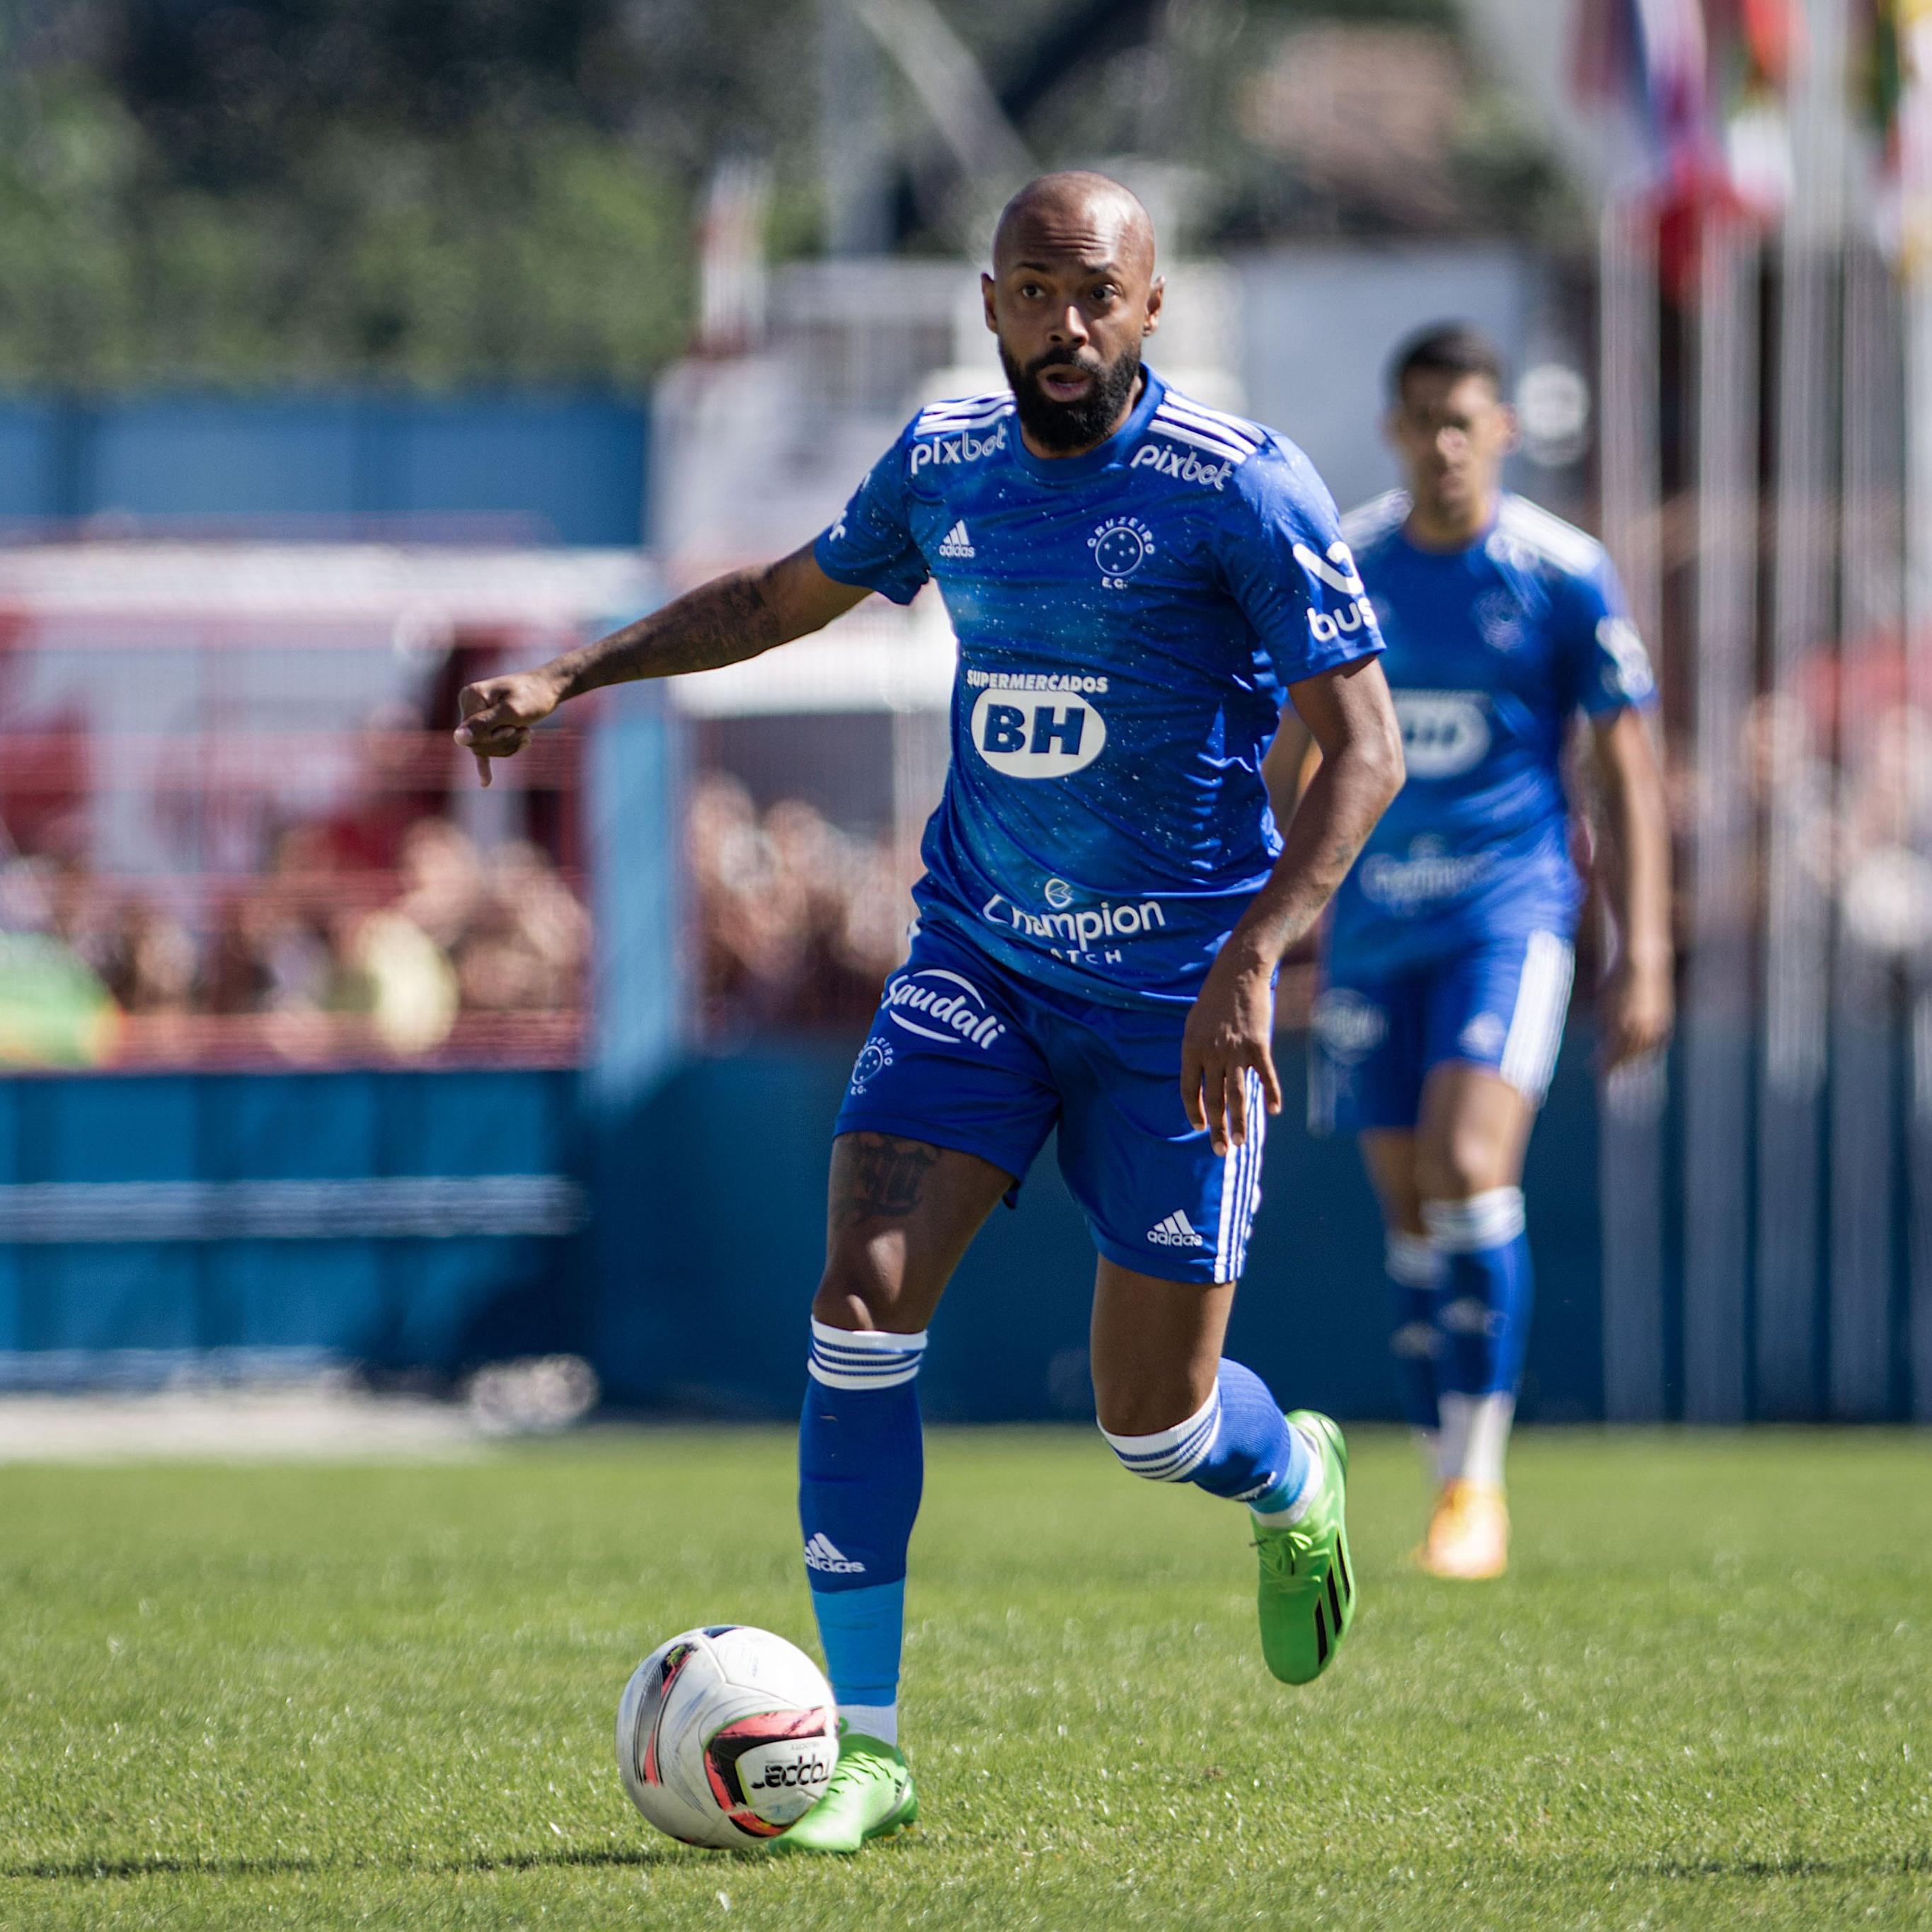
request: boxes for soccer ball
[615,1625,839,1848]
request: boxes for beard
[999,337,1144,454]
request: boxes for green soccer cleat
[771,1730,917,1855]
[1253,1410,1357,1686]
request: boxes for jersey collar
[1007,364,1167,487]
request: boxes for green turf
[1,1428,1928,1930]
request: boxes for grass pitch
[1,1427,1928,1931]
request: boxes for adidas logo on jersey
[803,1534,866,1575]
[938,519,975,560]
[1147,1210,1207,1249]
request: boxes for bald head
[992,171,1156,280]
[982,171,1163,459]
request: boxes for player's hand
[1598,953,1674,1071]
[1180,948,1283,1156]
[454,670,565,787]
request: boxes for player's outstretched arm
[453,544,869,786]
[1589,706,1674,1069]
[1181,656,1404,1154]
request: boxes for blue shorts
[1308,928,1575,1137]
[836,923,1265,1284]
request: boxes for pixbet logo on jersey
[882,967,1006,1049]
[1088,515,1155,589]
[909,419,1008,473]
[1130,442,1233,490]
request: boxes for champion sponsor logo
[1148,1209,1207,1248]
[1359,837,1495,913]
[1393,689,1491,778]
[1088,515,1155,587]
[970,689,1108,778]
[1459,1012,1507,1059]
[938,519,975,559]
[882,967,1006,1048]
[909,418,1009,473]
[981,887,1167,950]
[803,1533,866,1575]
[1131,441,1235,490]
[1311,987,1388,1062]
[849,1035,894,1093]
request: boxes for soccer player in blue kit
[455,172,1404,1852]
[1270,325,1673,1580]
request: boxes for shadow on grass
[1600,1851,1932,1885]
[4,1845,697,1884]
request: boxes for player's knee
[810,1253,906,1334]
[1093,1374,1217,1468]
[1415,1128,1508,1202]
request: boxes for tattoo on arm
[551,568,783,697]
[832,1134,943,1228]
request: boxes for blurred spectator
[687,771,910,1036]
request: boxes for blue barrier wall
[0,394,648,545]
[587,1029,1604,1425]
[0,1071,584,1381]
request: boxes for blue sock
[1384,1229,1446,1435]
[1099,1359,1311,1514]
[798,1319,926,1745]
[1423,1189,1534,1398]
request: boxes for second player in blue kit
[1272,325,1674,1579]
[454,173,1405,1852]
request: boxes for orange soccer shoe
[1416,1479,1510,1580]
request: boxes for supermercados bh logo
[1089,516,1155,589]
[909,419,1008,473]
[1293,539,1375,645]
[965,669,1108,779]
[1393,689,1490,778]
[1131,442,1233,490]
[883,968,1006,1050]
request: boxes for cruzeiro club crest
[1088,516,1155,590]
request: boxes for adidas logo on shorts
[1147,1210,1207,1249]
[803,1533,866,1575]
[938,519,975,559]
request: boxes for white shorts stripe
[1499,932,1575,1100]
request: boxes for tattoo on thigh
[835,1134,942,1226]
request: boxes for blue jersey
[1326,490,1655,974]
[814,367,1382,1007]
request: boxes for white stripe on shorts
[1499,931,1574,1101]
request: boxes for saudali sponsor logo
[882,967,1006,1048]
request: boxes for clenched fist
[454,670,566,787]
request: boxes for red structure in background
[0,541,652,1073]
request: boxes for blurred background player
[1267,323,1672,1581]
[457,171,1402,1852]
